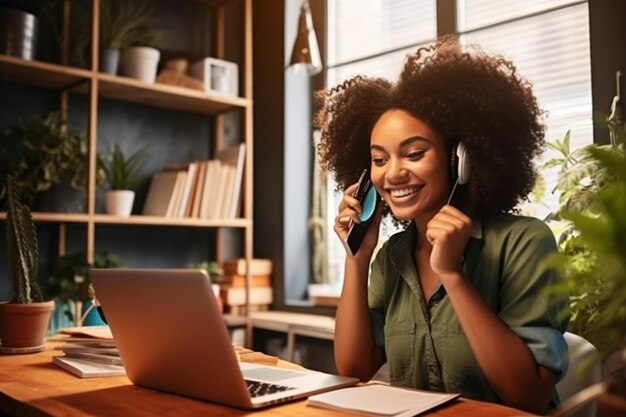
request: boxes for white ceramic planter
[121,46,160,83]
[105,190,135,217]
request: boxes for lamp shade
[288,0,322,75]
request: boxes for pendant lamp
[287,0,322,75]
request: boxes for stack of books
[142,143,246,219]
[52,326,125,378]
[219,258,273,315]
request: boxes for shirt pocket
[384,321,416,384]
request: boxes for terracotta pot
[0,301,55,351]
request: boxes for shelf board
[0,212,251,228]
[0,55,91,90]
[91,214,251,228]
[31,213,90,223]
[0,55,250,116]
[94,73,251,115]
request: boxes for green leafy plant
[0,111,105,208]
[46,251,122,321]
[102,144,149,190]
[71,0,160,62]
[5,175,43,304]
[541,129,626,359]
[192,261,224,283]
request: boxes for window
[311,0,592,300]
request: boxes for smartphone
[342,169,380,256]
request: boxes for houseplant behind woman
[0,176,54,353]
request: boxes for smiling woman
[314,35,570,415]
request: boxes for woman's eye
[372,157,386,166]
[407,150,425,160]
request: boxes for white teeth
[390,187,418,197]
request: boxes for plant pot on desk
[0,300,54,353]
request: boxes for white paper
[307,384,460,417]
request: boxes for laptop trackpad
[242,367,304,382]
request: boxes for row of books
[142,143,246,219]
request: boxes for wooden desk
[0,342,533,417]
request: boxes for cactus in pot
[0,175,54,352]
[6,175,43,303]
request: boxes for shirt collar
[388,215,483,271]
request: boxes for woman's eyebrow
[370,135,430,152]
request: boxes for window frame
[264,0,625,313]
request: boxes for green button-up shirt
[368,213,569,408]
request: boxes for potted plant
[70,0,160,75]
[102,143,149,217]
[541,131,626,416]
[0,176,54,353]
[0,111,105,211]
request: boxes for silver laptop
[90,268,358,409]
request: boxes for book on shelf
[190,160,207,218]
[222,258,273,276]
[219,285,273,306]
[142,171,181,216]
[226,303,270,316]
[199,159,220,218]
[307,384,460,417]
[220,273,271,288]
[213,143,246,219]
[177,161,199,218]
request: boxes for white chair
[555,332,603,417]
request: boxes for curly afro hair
[314,35,545,215]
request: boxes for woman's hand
[334,182,382,259]
[426,205,473,277]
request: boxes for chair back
[556,332,603,417]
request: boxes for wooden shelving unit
[0,0,255,341]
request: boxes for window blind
[321,0,592,285]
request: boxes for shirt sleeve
[498,217,571,379]
[513,327,569,380]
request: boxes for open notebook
[90,268,358,409]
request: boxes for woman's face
[370,109,451,223]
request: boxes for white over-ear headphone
[450,141,470,185]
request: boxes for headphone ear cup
[450,144,459,184]
[456,141,470,185]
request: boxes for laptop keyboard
[245,379,296,398]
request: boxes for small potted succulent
[102,143,149,217]
[71,0,161,75]
[0,176,54,353]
